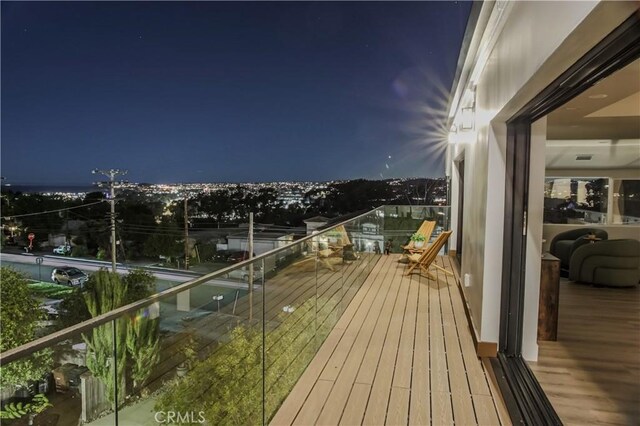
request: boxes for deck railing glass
[0,205,449,425]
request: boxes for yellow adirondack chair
[405,230,453,278]
[402,220,436,254]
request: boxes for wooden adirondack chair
[402,220,436,254]
[405,230,453,278]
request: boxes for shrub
[71,245,88,258]
[154,297,338,424]
[0,268,53,388]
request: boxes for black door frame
[492,12,640,425]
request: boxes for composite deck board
[443,319,476,426]
[355,260,405,386]
[361,260,411,425]
[473,395,501,426]
[409,274,430,426]
[271,255,503,425]
[340,383,372,426]
[320,256,395,382]
[271,257,386,426]
[529,280,640,426]
[291,379,334,426]
[439,257,492,398]
[385,387,410,426]
[429,272,449,394]
[316,257,398,425]
[392,272,419,390]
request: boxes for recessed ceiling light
[588,94,608,99]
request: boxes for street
[0,253,251,313]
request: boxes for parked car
[224,266,264,282]
[212,250,232,262]
[51,267,88,287]
[53,244,72,255]
[226,251,255,263]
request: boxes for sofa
[550,228,608,269]
[569,239,640,287]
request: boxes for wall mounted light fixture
[461,106,475,131]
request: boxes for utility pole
[184,197,189,270]
[248,212,254,321]
[92,168,127,273]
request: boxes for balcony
[0,206,506,425]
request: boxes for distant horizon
[1,175,447,189]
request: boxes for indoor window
[543,177,608,224]
[611,179,640,224]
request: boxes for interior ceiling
[545,58,640,170]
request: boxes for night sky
[1,1,471,185]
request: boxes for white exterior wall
[449,0,640,346]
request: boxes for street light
[213,294,224,312]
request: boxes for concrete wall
[449,1,637,347]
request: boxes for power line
[1,200,105,219]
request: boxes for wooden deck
[271,254,505,426]
[529,279,640,425]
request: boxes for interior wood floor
[529,279,640,426]
[271,254,505,426]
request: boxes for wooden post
[538,253,561,341]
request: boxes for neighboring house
[303,216,330,235]
[446,1,639,423]
[227,231,294,255]
[227,231,297,270]
[350,221,384,253]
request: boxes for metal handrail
[0,206,384,366]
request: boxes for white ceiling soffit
[586,91,640,118]
[545,139,640,169]
[547,58,640,140]
[447,1,512,119]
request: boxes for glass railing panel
[0,325,118,426]
[124,258,263,425]
[381,205,450,252]
[262,245,318,422]
[313,231,344,343]
[342,209,383,302]
[3,206,450,425]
